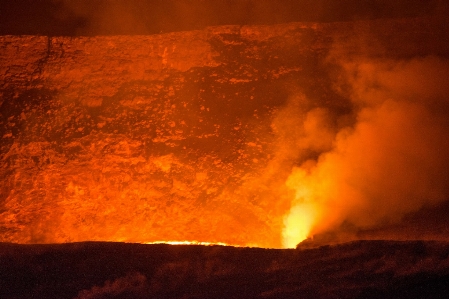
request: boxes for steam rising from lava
[281,56,449,247]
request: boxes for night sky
[0,0,445,36]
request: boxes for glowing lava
[282,204,316,248]
[281,167,320,248]
[144,240,240,247]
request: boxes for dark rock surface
[1,240,449,299]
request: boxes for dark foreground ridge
[1,240,449,299]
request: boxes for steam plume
[282,56,449,247]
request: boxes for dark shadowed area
[1,241,449,299]
[0,0,448,36]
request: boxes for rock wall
[1,17,448,247]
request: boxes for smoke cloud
[282,56,449,247]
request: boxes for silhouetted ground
[1,240,449,299]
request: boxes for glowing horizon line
[144,240,240,247]
[142,240,275,248]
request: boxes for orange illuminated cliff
[1,17,449,248]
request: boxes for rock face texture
[1,17,448,247]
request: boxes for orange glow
[281,57,449,248]
[282,203,316,248]
[2,19,449,251]
[144,240,240,247]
